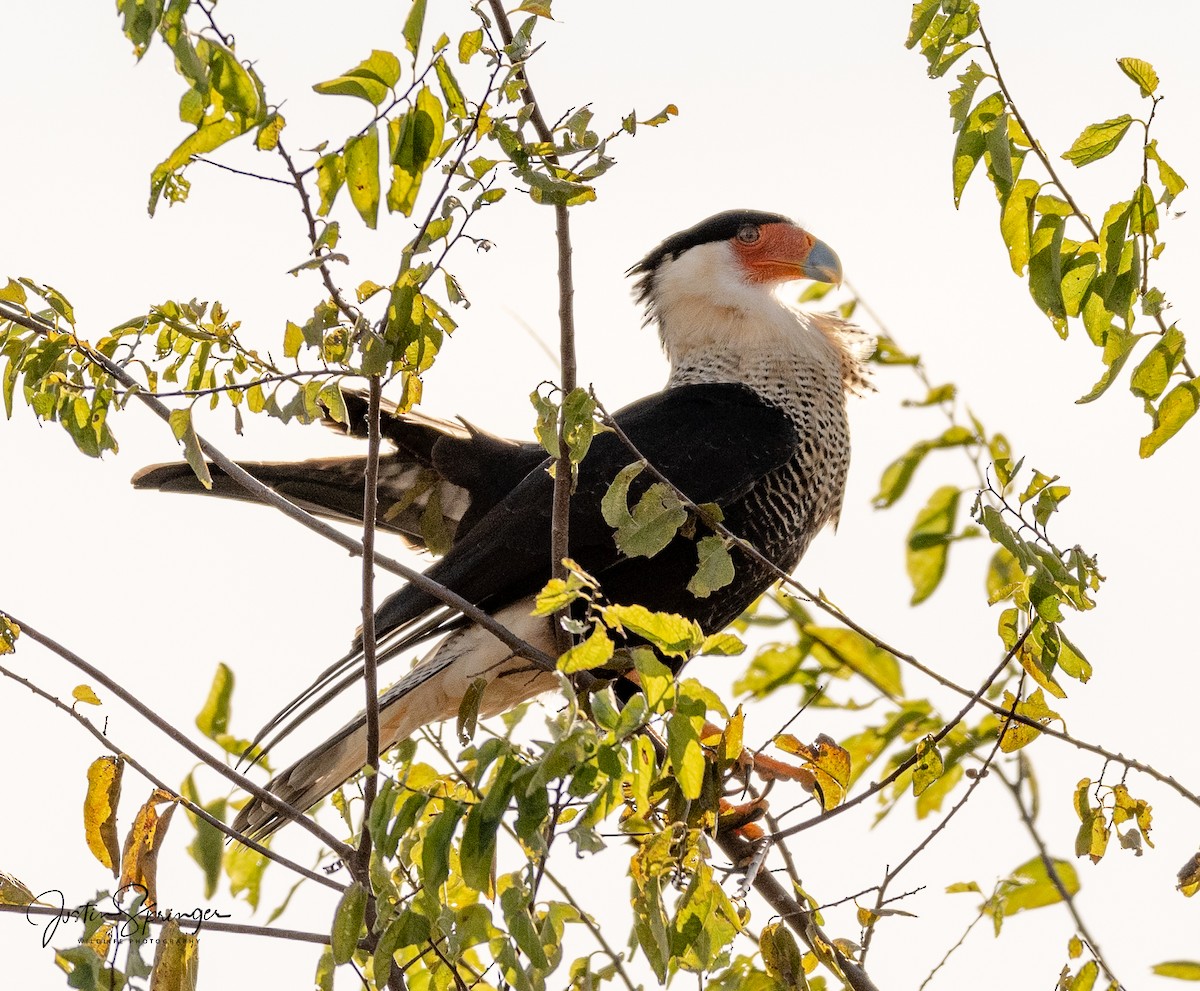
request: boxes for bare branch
[484,0,578,652]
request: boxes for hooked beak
[801,238,842,285]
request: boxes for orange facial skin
[733,222,842,286]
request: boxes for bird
[132,209,872,839]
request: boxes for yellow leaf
[72,684,102,706]
[0,871,37,906]
[1177,853,1200,897]
[774,733,851,810]
[84,756,124,876]
[999,689,1062,753]
[149,919,200,991]
[120,789,178,909]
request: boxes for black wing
[245,381,798,758]
[372,382,797,634]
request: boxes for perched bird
[133,209,872,839]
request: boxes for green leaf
[912,735,945,797]
[1140,377,1200,457]
[1061,116,1133,167]
[403,0,428,57]
[1152,962,1200,981]
[560,386,596,464]
[255,112,286,151]
[344,127,381,229]
[603,604,704,658]
[518,0,553,15]
[168,408,212,489]
[948,61,985,133]
[149,117,248,215]
[434,56,466,118]
[906,486,960,605]
[995,855,1079,916]
[209,42,262,119]
[421,800,465,889]
[459,759,516,893]
[953,92,1005,206]
[458,28,483,64]
[1130,327,1186,401]
[666,693,707,799]
[195,663,233,739]
[317,382,348,425]
[806,627,903,698]
[314,153,345,217]
[688,536,735,598]
[1146,140,1187,207]
[873,425,976,507]
[117,0,163,58]
[1028,214,1067,334]
[313,50,401,105]
[331,881,367,964]
[1116,57,1159,98]
[558,626,614,673]
[1000,178,1038,275]
[601,464,688,559]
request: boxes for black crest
[627,209,794,309]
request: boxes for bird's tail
[231,601,558,842]
[131,403,478,550]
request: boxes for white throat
[647,241,844,395]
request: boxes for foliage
[0,2,1196,991]
[908,0,1193,456]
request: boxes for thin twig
[356,376,384,879]
[0,662,343,892]
[485,0,577,652]
[859,696,1015,963]
[771,626,1031,842]
[998,766,1126,990]
[193,155,293,187]
[276,141,362,326]
[714,828,881,991]
[977,19,1097,241]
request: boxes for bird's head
[628,209,842,324]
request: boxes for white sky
[3,1,1199,988]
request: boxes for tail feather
[132,455,469,550]
[231,600,557,842]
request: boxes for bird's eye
[736,224,760,245]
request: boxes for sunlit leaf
[1140,377,1200,457]
[149,919,199,991]
[120,788,178,908]
[906,485,960,605]
[84,756,124,876]
[344,126,381,229]
[558,625,614,673]
[1116,57,1159,98]
[1152,961,1200,981]
[1062,116,1133,167]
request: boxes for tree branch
[485,0,577,652]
